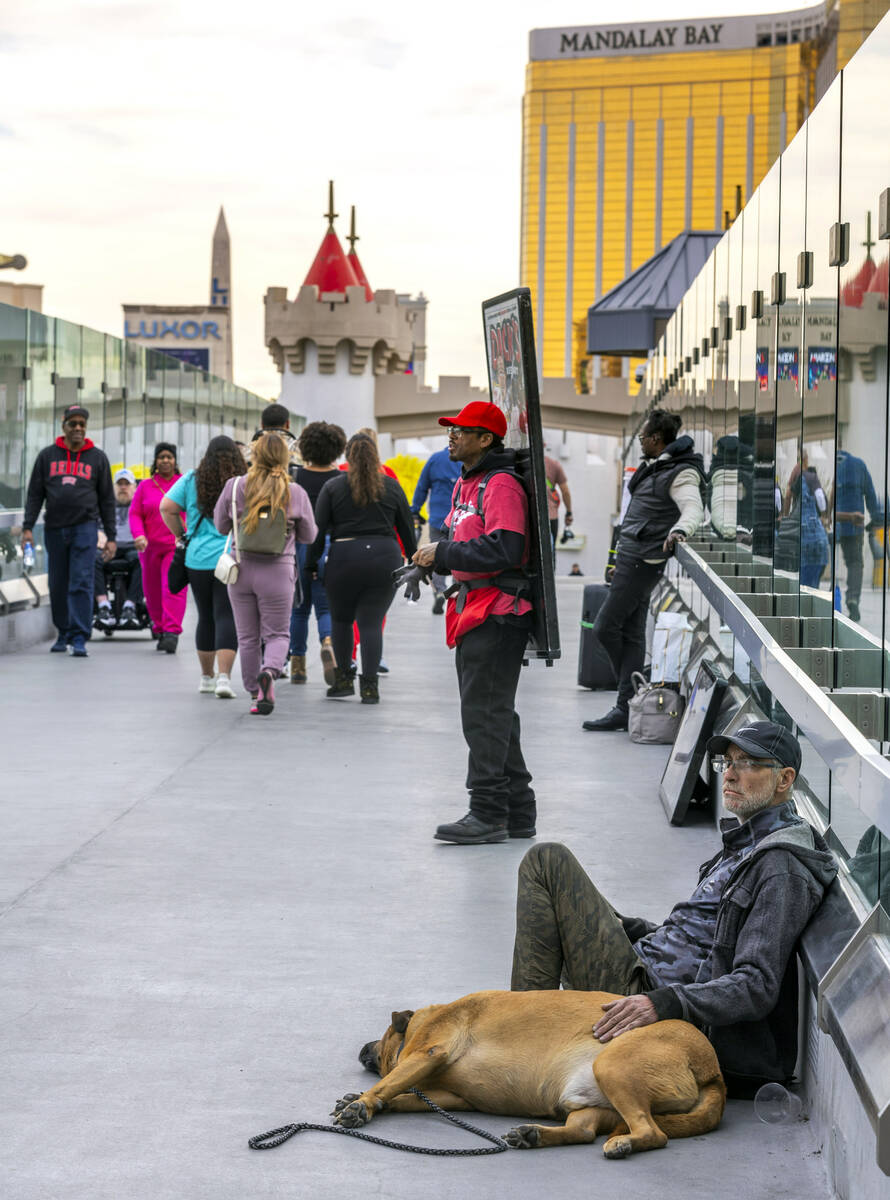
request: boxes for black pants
[325,536,401,677]
[186,567,237,652]
[456,616,534,827]
[593,556,664,709]
[94,547,143,605]
[838,534,864,608]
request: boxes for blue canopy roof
[587,230,722,357]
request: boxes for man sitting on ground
[511,722,836,1093]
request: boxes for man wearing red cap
[413,400,535,844]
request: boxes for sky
[3,0,791,400]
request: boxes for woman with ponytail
[213,433,316,715]
[309,432,416,703]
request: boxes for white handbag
[214,481,240,585]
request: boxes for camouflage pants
[511,843,648,994]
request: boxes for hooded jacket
[23,437,115,536]
[632,813,836,1089]
[619,435,706,562]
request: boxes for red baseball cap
[438,400,507,439]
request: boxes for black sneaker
[50,636,68,653]
[434,812,508,844]
[582,705,628,732]
[159,634,178,654]
[508,826,537,838]
[432,593,445,615]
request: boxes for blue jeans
[45,520,98,640]
[289,541,332,654]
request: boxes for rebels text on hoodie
[23,438,115,536]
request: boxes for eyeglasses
[449,427,488,438]
[66,420,87,429]
[711,756,782,773]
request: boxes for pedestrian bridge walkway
[1,581,831,1200]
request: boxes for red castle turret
[302,182,361,296]
[346,205,374,302]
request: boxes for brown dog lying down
[333,989,725,1158]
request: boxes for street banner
[482,287,560,663]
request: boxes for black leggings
[186,567,238,652]
[324,536,401,677]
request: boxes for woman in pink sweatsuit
[130,443,188,652]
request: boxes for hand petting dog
[593,995,658,1042]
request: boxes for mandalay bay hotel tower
[522,2,888,394]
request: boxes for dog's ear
[390,1010,414,1034]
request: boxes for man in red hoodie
[22,404,116,656]
[413,400,534,844]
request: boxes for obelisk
[210,206,233,380]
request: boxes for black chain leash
[248,1087,509,1156]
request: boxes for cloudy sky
[4,0,781,398]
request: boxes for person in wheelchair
[94,470,146,631]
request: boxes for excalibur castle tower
[264,183,426,433]
[123,206,234,381]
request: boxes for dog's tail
[653,1077,726,1140]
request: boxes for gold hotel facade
[522,2,890,392]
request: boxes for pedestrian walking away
[411,443,461,614]
[130,444,187,652]
[214,433,317,715]
[412,400,535,845]
[289,420,346,686]
[583,410,705,732]
[544,449,573,554]
[160,436,244,698]
[22,403,116,657]
[310,432,416,704]
[244,401,302,476]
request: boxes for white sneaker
[199,674,217,694]
[215,673,235,699]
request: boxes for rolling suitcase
[578,583,617,689]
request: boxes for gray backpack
[628,672,685,744]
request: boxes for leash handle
[248,1088,509,1156]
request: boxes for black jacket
[619,435,706,562]
[308,473,417,569]
[635,818,836,1089]
[23,438,115,536]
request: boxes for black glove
[392,561,431,603]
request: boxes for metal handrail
[0,508,24,531]
[676,542,890,842]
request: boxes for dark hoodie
[620,434,706,562]
[627,807,837,1089]
[23,437,115,536]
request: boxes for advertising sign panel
[481,288,559,663]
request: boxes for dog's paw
[329,1093,361,1117]
[504,1124,542,1149]
[332,1098,370,1129]
[603,1134,633,1159]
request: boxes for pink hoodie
[130,474,182,549]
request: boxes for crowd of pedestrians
[22,404,431,718]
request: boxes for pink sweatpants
[140,544,187,635]
[227,555,295,695]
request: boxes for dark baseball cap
[707,721,801,774]
[63,404,89,422]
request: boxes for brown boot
[290,655,307,684]
[320,636,337,687]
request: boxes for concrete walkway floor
[1,580,831,1199]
